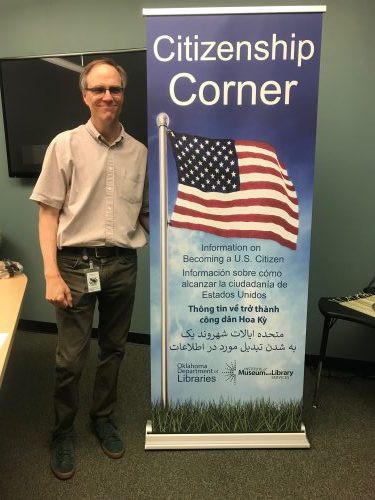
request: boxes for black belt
[58,246,135,258]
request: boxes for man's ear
[82,90,88,106]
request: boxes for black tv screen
[0,50,147,177]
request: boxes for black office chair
[313,275,375,408]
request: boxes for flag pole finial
[156,112,170,128]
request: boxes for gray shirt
[30,120,148,249]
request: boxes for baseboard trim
[305,354,375,375]
[18,319,150,345]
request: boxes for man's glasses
[85,86,124,97]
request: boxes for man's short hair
[79,58,127,91]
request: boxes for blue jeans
[53,249,137,437]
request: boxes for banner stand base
[145,421,310,450]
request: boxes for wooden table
[0,274,27,387]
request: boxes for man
[30,58,149,480]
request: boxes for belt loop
[82,249,89,261]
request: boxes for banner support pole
[157,112,170,407]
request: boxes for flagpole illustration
[157,112,170,407]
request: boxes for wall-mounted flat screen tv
[0,50,147,178]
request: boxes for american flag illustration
[168,130,299,250]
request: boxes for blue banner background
[146,13,322,408]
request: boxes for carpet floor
[0,331,373,499]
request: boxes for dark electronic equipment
[0,50,147,177]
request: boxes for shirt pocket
[119,174,143,204]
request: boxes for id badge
[85,261,101,292]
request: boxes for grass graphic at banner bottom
[151,398,302,434]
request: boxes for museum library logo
[223,361,294,384]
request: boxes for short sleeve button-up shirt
[30,120,148,249]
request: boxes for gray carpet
[0,331,374,499]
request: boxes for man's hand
[45,274,73,309]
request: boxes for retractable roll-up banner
[144,6,326,449]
